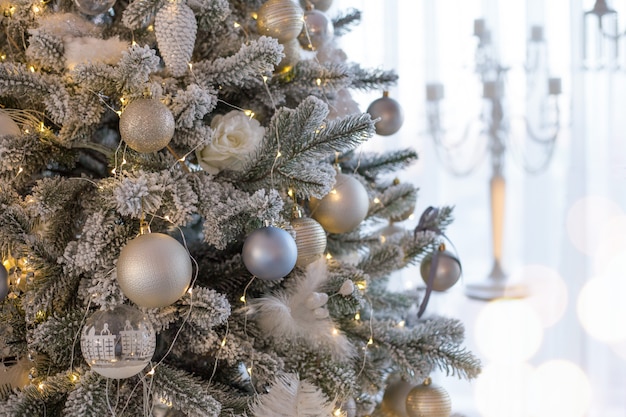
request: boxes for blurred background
[328,0,626,416]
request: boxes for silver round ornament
[0,263,9,302]
[337,396,357,417]
[256,0,304,43]
[299,0,333,12]
[298,8,334,50]
[309,173,369,234]
[74,0,116,16]
[116,233,192,308]
[80,305,156,379]
[291,216,327,266]
[276,38,303,73]
[420,249,461,292]
[119,98,175,153]
[0,109,21,136]
[382,377,414,417]
[367,92,404,136]
[242,226,297,280]
[405,378,451,417]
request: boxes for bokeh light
[510,264,568,328]
[566,195,623,256]
[475,299,543,362]
[592,215,626,274]
[577,276,626,343]
[474,362,534,417]
[529,360,592,417]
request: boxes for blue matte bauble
[0,264,8,301]
[242,226,297,280]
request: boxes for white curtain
[331,1,626,416]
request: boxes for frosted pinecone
[155,0,197,77]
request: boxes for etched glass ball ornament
[405,378,451,417]
[74,0,116,16]
[80,305,156,379]
[256,0,304,43]
[242,226,297,280]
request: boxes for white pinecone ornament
[155,0,197,77]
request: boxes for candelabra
[425,19,562,301]
[583,0,620,70]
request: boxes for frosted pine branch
[347,64,399,91]
[194,36,283,88]
[332,8,362,37]
[122,0,164,30]
[62,371,109,417]
[344,148,419,181]
[26,30,65,71]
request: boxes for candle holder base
[464,262,529,301]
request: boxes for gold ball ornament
[309,172,369,234]
[405,378,451,417]
[256,0,304,43]
[420,248,461,292]
[382,377,414,417]
[367,91,404,136]
[298,8,334,50]
[291,216,327,266]
[0,109,21,136]
[119,98,175,153]
[116,232,192,308]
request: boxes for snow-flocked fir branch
[344,148,418,181]
[332,8,362,37]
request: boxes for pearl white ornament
[119,99,175,153]
[310,173,369,234]
[0,110,21,136]
[80,305,156,379]
[367,92,404,136]
[420,249,461,292]
[305,292,328,309]
[242,226,297,280]
[298,8,334,51]
[291,216,327,267]
[313,307,329,319]
[338,279,354,296]
[74,0,116,15]
[116,233,192,308]
[0,264,8,302]
[382,377,414,417]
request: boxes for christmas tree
[0,0,480,415]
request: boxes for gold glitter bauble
[116,233,192,308]
[291,216,327,266]
[257,0,304,43]
[405,379,451,417]
[309,173,369,234]
[119,99,175,153]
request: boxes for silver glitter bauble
[0,264,8,302]
[119,99,175,153]
[420,249,461,292]
[299,0,333,11]
[80,305,156,379]
[242,226,297,280]
[257,0,304,43]
[0,109,21,136]
[74,0,116,15]
[405,378,451,417]
[310,173,369,234]
[116,233,192,308]
[381,377,414,417]
[291,216,327,266]
[298,8,334,50]
[367,92,404,136]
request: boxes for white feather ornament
[249,373,335,417]
[248,258,353,360]
[155,0,197,77]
